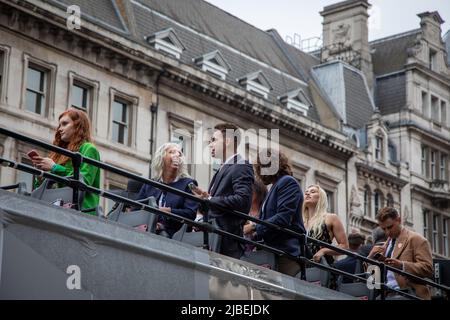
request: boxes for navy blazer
[136,177,199,237]
[255,175,305,256]
[208,154,254,258]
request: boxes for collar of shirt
[222,153,239,165]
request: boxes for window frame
[373,189,384,216]
[21,53,56,118]
[363,185,371,217]
[441,100,447,127]
[440,154,447,181]
[429,48,437,71]
[375,135,383,161]
[68,72,100,131]
[0,44,11,105]
[431,95,440,123]
[421,91,429,118]
[108,88,138,148]
[433,214,440,254]
[443,218,449,257]
[430,150,437,180]
[168,113,196,177]
[423,209,430,239]
[421,145,428,177]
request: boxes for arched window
[364,185,371,217]
[375,133,384,161]
[386,193,394,207]
[373,189,384,216]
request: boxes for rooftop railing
[1,126,449,300]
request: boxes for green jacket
[35,142,101,214]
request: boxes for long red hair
[49,108,93,165]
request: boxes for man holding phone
[369,207,433,299]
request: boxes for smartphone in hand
[27,150,40,160]
[188,182,198,193]
[373,252,387,262]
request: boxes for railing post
[72,153,82,211]
[201,201,209,250]
[298,233,307,280]
[379,263,386,300]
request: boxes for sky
[205,0,450,50]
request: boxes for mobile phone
[27,150,40,159]
[188,182,198,192]
[373,252,386,262]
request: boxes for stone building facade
[0,0,448,258]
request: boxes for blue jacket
[136,177,199,237]
[255,175,305,256]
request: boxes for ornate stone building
[0,0,448,258]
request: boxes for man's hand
[243,222,255,235]
[32,157,55,172]
[385,258,403,269]
[191,185,210,200]
[368,239,389,259]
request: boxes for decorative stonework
[407,36,424,58]
[332,23,352,48]
[350,185,363,217]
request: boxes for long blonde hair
[151,142,190,181]
[302,185,328,238]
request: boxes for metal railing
[1,126,449,300]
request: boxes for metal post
[201,201,209,250]
[72,153,82,211]
[380,264,386,300]
[299,234,307,280]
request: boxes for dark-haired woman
[243,148,305,276]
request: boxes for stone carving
[350,185,363,217]
[332,23,352,47]
[407,36,423,57]
[403,205,412,223]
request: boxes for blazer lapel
[393,228,410,259]
[210,164,230,196]
[208,169,221,193]
[259,183,276,220]
[209,154,243,196]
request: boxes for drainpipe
[148,70,164,178]
[345,158,349,234]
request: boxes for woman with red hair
[30,108,100,213]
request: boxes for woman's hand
[32,157,55,172]
[312,249,325,263]
[159,207,172,213]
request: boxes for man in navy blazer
[193,123,254,259]
[244,149,305,276]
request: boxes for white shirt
[385,238,403,290]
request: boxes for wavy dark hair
[49,108,93,165]
[254,148,292,184]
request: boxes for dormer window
[429,49,437,71]
[238,71,272,99]
[194,50,231,80]
[374,131,384,161]
[278,88,312,116]
[145,28,185,59]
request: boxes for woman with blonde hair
[302,185,348,265]
[135,142,199,237]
